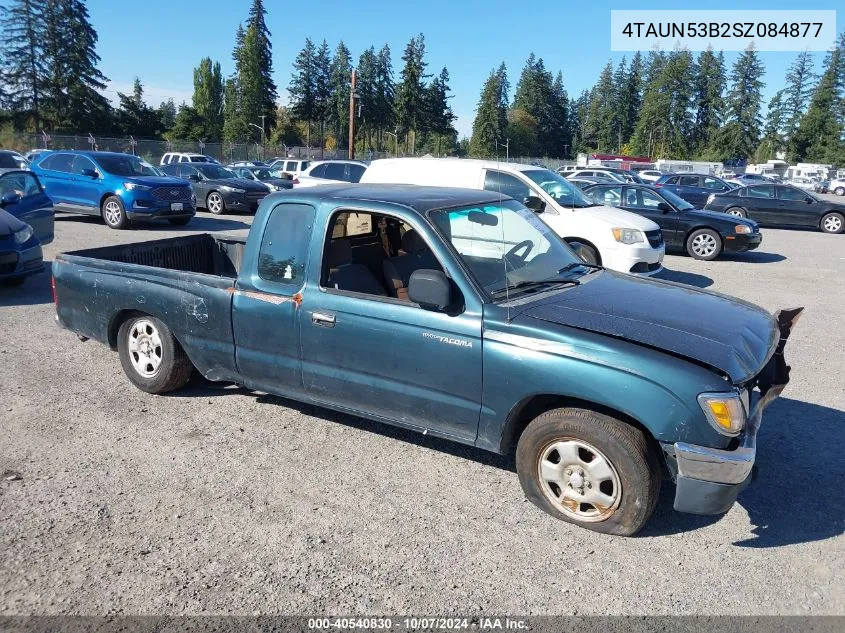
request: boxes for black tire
[820,212,844,234]
[206,191,225,215]
[101,195,130,229]
[516,407,660,536]
[725,206,747,218]
[168,217,191,226]
[0,276,26,287]
[834,186,844,196]
[569,241,600,265]
[686,228,722,260]
[117,315,194,394]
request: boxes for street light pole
[248,122,265,160]
[385,129,399,157]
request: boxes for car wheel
[117,315,194,394]
[686,228,722,260]
[101,196,129,229]
[569,241,600,265]
[168,217,191,226]
[820,212,844,234]
[834,187,844,196]
[206,191,225,215]
[726,207,746,218]
[515,407,660,536]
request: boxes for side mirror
[657,202,674,213]
[81,168,98,178]
[0,192,22,207]
[805,196,814,204]
[523,195,545,213]
[408,269,453,311]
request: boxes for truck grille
[645,229,664,248]
[246,191,268,202]
[151,186,192,201]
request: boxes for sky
[86,0,842,139]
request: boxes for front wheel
[101,196,129,229]
[568,241,600,265]
[117,315,194,393]
[206,191,225,215]
[686,228,722,260]
[725,207,747,218]
[821,212,844,234]
[834,186,844,196]
[516,407,660,536]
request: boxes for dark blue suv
[31,151,195,229]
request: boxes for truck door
[231,202,316,397]
[299,209,483,442]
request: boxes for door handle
[311,311,336,327]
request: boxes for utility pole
[348,69,357,160]
[385,129,399,157]
[260,115,266,159]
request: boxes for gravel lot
[1,199,843,616]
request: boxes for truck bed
[60,233,246,278]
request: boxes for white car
[564,169,626,183]
[829,179,845,196]
[269,158,311,179]
[637,170,663,183]
[361,158,665,276]
[787,177,817,192]
[295,160,368,187]
[160,152,219,166]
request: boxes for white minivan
[361,158,664,275]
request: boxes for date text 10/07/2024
[307,617,529,630]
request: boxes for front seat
[383,230,440,300]
[326,238,386,296]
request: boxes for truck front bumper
[663,307,803,515]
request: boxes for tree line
[1,0,844,164]
[473,36,845,165]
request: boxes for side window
[323,163,346,180]
[347,164,366,183]
[777,186,808,201]
[0,172,43,198]
[179,165,198,178]
[309,164,327,178]
[43,153,74,173]
[71,155,97,175]
[746,185,775,199]
[160,165,177,176]
[301,161,309,170]
[665,176,679,185]
[702,177,724,190]
[626,188,663,209]
[483,170,531,201]
[679,175,699,186]
[285,161,297,171]
[257,203,315,286]
[596,186,622,207]
[331,212,374,238]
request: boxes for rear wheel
[686,228,722,260]
[821,212,844,234]
[117,315,194,394]
[834,186,844,196]
[516,407,660,536]
[726,207,746,218]
[101,196,129,229]
[206,191,225,215]
[168,217,191,226]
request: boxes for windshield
[430,199,589,299]
[96,155,159,177]
[197,164,236,179]
[522,169,596,208]
[252,168,277,180]
[658,188,695,210]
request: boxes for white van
[361,158,664,275]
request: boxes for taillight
[51,275,57,304]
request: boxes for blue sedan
[0,170,55,286]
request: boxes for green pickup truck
[52,184,802,535]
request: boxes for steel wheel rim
[537,438,622,522]
[208,193,222,213]
[727,208,743,217]
[104,201,122,225]
[692,233,717,257]
[127,319,163,378]
[824,216,842,232]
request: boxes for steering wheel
[505,240,534,267]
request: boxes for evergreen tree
[423,67,457,155]
[469,63,508,157]
[782,50,817,140]
[223,76,247,142]
[717,44,765,159]
[547,71,571,158]
[513,55,566,157]
[790,35,845,164]
[158,99,177,131]
[692,47,726,156]
[312,39,332,151]
[193,58,224,141]
[329,41,352,149]
[616,52,643,148]
[507,108,539,156]
[238,24,266,142]
[572,90,592,153]
[1,0,47,129]
[755,90,786,162]
[115,78,160,137]
[356,47,378,150]
[374,45,395,148]
[168,103,205,141]
[289,38,317,147]
[395,34,429,152]
[247,0,277,128]
[586,61,615,152]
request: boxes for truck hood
[557,203,659,231]
[0,209,28,237]
[518,271,778,384]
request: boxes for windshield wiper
[490,278,580,298]
[558,262,602,275]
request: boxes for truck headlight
[734,225,752,234]
[13,225,33,244]
[611,227,644,244]
[698,392,746,436]
[221,186,245,194]
[124,182,151,191]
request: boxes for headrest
[401,229,426,253]
[330,239,353,267]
